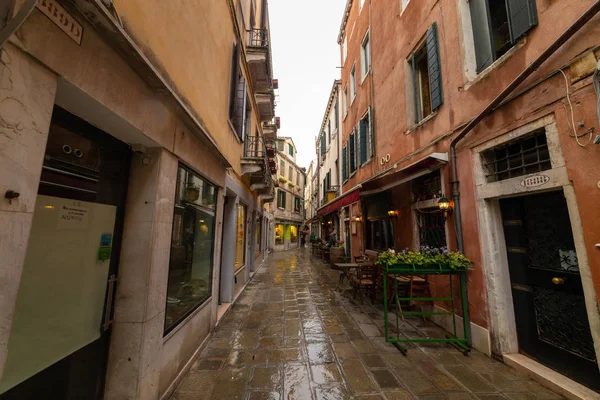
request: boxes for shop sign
[520,174,550,188]
[37,0,83,45]
[58,204,89,229]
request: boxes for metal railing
[248,28,268,47]
[244,135,266,158]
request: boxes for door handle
[552,277,566,285]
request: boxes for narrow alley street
[170,250,563,400]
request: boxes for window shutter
[334,98,339,129]
[229,44,240,119]
[426,22,443,111]
[283,191,287,209]
[349,131,356,172]
[359,119,367,165]
[469,0,494,73]
[368,106,374,159]
[507,0,538,43]
[342,144,348,182]
[320,135,326,156]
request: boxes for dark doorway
[0,107,130,399]
[500,191,599,391]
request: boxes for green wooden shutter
[349,131,356,172]
[368,106,374,159]
[469,0,494,73]
[283,191,287,209]
[426,23,443,111]
[359,119,367,165]
[342,144,348,182]
[320,135,326,156]
[507,0,538,43]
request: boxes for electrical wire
[559,69,592,147]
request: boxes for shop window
[290,225,298,243]
[416,208,447,248]
[275,224,284,244]
[235,203,246,270]
[409,23,442,124]
[366,219,395,251]
[165,165,218,334]
[470,0,538,73]
[481,129,550,183]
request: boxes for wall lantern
[438,196,453,217]
[387,210,399,218]
[354,216,362,222]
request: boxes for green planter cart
[382,262,471,356]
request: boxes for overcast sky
[269,0,347,169]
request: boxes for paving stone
[443,365,496,393]
[476,395,508,400]
[480,373,526,392]
[333,342,358,359]
[341,359,377,393]
[310,363,343,384]
[259,337,283,349]
[269,348,304,363]
[359,323,382,337]
[382,392,415,400]
[191,358,223,371]
[307,342,335,364]
[352,339,377,354]
[175,370,218,394]
[520,381,563,399]
[502,393,536,400]
[313,386,352,400]
[284,363,312,400]
[361,354,387,368]
[446,393,477,400]
[250,366,282,389]
[372,369,402,389]
[228,350,268,366]
[393,368,440,396]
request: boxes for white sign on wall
[58,204,89,230]
[520,174,550,188]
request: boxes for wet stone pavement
[170,249,563,400]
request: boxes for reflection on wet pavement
[170,249,563,400]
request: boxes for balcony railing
[244,135,266,158]
[248,28,268,47]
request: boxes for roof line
[337,0,353,44]
[317,79,342,143]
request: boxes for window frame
[360,31,371,82]
[350,64,357,103]
[343,86,349,118]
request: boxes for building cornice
[337,0,353,44]
[317,79,342,144]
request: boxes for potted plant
[278,176,287,184]
[374,246,472,272]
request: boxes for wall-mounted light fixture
[354,216,362,223]
[438,196,453,218]
[387,210,399,218]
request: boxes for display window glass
[275,224,284,244]
[290,225,298,243]
[165,166,217,334]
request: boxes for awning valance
[360,153,448,196]
[316,189,360,218]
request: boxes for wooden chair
[392,275,430,320]
[352,264,378,304]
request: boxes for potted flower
[278,176,287,184]
[374,246,472,272]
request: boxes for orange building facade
[338,0,600,393]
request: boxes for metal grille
[417,208,447,248]
[482,130,551,182]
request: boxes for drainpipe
[0,0,36,50]
[450,0,600,254]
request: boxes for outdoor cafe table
[383,263,471,356]
[331,263,361,290]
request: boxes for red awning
[316,189,360,218]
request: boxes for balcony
[256,92,275,122]
[262,117,280,140]
[241,136,275,203]
[321,186,340,207]
[247,28,272,92]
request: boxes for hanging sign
[36,0,83,45]
[520,174,550,188]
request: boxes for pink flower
[389,249,396,255]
